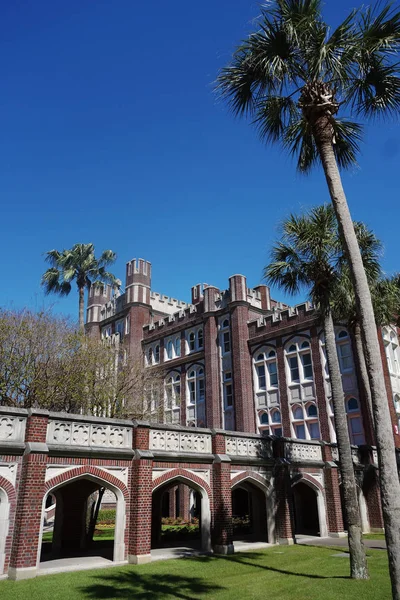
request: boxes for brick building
[1,258,399,580]
[86,257,400,445]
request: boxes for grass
[42,529,115,544]
[0,544,391,600]
[363,533,385,541]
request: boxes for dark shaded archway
[152,481,202,550]
[292,481,320,536]
[151,471,211,552]
[40,475,125,565]
[231,482,268,542]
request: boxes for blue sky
[1,1,399,321]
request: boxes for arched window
[167,340,173,360]
[197,328,204,349]
[336,329,353,371]
[148,347,153,365]
[292,403,320,440]
[165,372,181,420]
[285,338,313,382]
[155,345,160,363]
[175,336,181,357]
[189,332,196,352]
[346,397,365,445]
[254,347,279,390]
[187,366,205,407]
[258,408,282,435]
[220,318,231,354]
[271,409,281,423]
[307,404,318,417]
[187,328,203,353]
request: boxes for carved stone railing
[149,429,212,454]
[225,435,272,459]
[0,410,27,445]
[47,419,132,449]
[329,445,363,464]
[331,446,339,461]
[284,440,322,462]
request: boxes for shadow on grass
[80,570,225,599]
[194,550,349,580]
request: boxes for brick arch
[252,343,277,358]
[185,362,205,373]
[0,476,16,504]
[231,471,270,492]
[44,466,129,499]
[292,472,324,494]
[284,332,311,347]
[152,468,212,498]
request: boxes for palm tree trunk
[352,322,374,429]
[316,131,400,598]
[79,286,85,332]
[323,309,368,579]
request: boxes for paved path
[297,535,386,550]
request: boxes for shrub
[97,509,116,525]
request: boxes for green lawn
[0,545,391,600]
[42,528,115,543]
[363,533,386,541]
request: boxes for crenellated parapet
[86,283,112,323]
[248,301,315,340]
[125,258,151,305]
[142,303,202,339]
[150,292,192,316]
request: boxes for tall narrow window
[197,329,204,349]
[189,332,196,352]
[220,319,231,354]
[167,340,173,359]
[289,356,300,381]
[301,352,313,379]
[268,362,278,386]
[155,345,160,363]
[346,397,365,445]
[175,337,181,357]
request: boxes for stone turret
[125,258,151,305]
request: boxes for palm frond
[98,250,117,268]
[254,95,299,142]
[283,117,319,173]
[359,2,400,52]
[349,57,400,118]
[331,119,363,169]
[41,269,72,296]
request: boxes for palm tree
[42,243,119,330]
[265,205,368,579]
[333,229,400,427]
[217,2,400,594]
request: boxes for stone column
[9,409,49,580]
[128,424,153,564]
[211,432,234,554]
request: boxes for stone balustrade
[47,418,132,449]
[0,409,27,446]
[149,428,212,454]
[225,435,272,459]
[284,440,323,462]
